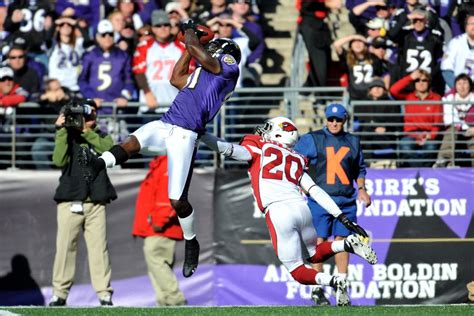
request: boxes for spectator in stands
[49,99,116,307]
[333,34,388,100]
[390,69,443,167]
[298,0,342,90]
[349,1,391,35]
[356,77,401,160]
[0,66,27,109]
[194,0,231,25]
[109,10,126,43]
[48,16,87,95]
[434,73,474,167]
[117,0,144,30]
[78,19,134,113]
[55,0,101,34]
[389,8,444,93]
[369,36,393,72]
[441,13,474,90]
[166,1,191,22]
[4,0,54,67]
[132,10,185,115]
[365,17,388,42]
[31,79,74,170]
[132,156,187,306]
[230,0,265,65]
[6,45,41,101]
[117,21,137,55]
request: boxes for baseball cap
[97,19,114,34]
[0,66,14,80]
[368,77,386,90]
[366,18,385,29]
[165,2,181,13]
[371,36,387,49]
[151,10,170,26]
[325,103,348,120]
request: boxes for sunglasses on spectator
[219,23,233,27]
[412,18,425,23]
[375,5,388,10]
[0,77,13,82]
[414,78,429,83]
[154,24,171,28]
[8,55,25,60]
[100,32,114,38]
[327,117,344,123]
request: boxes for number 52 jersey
[240,134,308,212]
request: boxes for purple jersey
[78,46,134,102]
[162,54,239,133]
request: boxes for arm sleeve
[82,129,114,153]
[200,133,252,161]
[300,172,342,218]
[357,139,367,179]
[294,134,318,165]
[441,70,455,89]
[52,128,70,167]
[389,75,412,100]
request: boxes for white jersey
[48,38,85,91]
[441,33,474,81]
[240,134,308,212]
[442,91,474,130]
[133,39,185,113]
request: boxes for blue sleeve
[442,70,455,89]
[78,53,95,99]
[220,54,240,79]
[357,139,367,179]
[294,134,318,165]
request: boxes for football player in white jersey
[201,117,378,306]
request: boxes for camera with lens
[61,100,96,130]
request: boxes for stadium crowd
[298,0,474,167]
[0,0,473,168]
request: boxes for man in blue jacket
[294,103,371,306]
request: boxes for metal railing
[1,95,472,170]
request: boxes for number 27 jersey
[240,135,308,212]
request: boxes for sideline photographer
[49,99,117,307]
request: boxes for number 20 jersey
[161,54,239,134]
[240,135,308,212]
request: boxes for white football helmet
[257,116,299,148]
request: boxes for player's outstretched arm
[300,172,369,238]
[182,23,220,74]
[300,172,343,218]
[201,133,251,161]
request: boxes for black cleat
[311,287,331,306]
[183,237,200,277]
[49,295,66,307]
[99,294,113,306]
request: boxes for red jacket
[390,74,443,140]
[0,84,27,107]
[132,156,183,240]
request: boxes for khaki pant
[438,125,474,166]
[143,236,186,306]
[51,202,112,300]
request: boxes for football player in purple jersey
[91,20,241,278]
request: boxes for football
[177,25,215,45]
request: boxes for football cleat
[345,234,378,265]
[49,295,66,307]
[99,294,113,306]
[311,287,331,306]
[183,237,200,278]
[330,276,350,306]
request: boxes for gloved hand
[181,19,197,33]
[181,19,207,39]
[337,214,369,238]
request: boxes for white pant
[265,199,318,272]
[132,120,198,200]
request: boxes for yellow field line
[240,238,474,244]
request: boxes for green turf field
[1,305,472,316]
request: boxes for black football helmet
[205,38,241,64]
